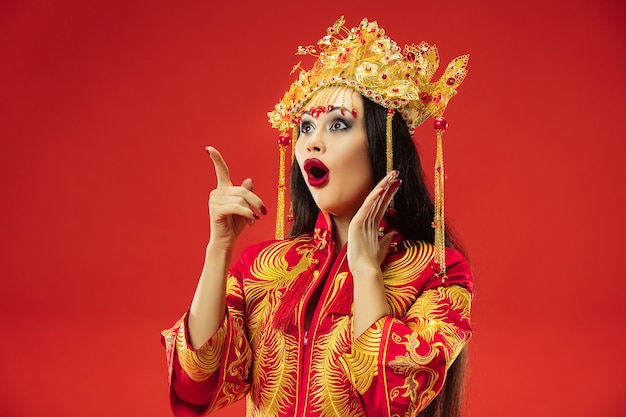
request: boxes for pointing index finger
[206,146,233,187]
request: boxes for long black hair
[288,96,468,417]
[289,95,463,248]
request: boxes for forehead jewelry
[268,17,468,279]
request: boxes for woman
[162,17,472,417]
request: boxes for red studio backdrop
[1,1,625,416]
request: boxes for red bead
[351,109,358,118]
[382,74,387,80]
[446,77,456,86]
[387,108,395,114]
[310,106,325,118]
[434,118,448,130]
[407,52,415,62]
[277,135,291,145]
[419,92,431,103]
[327,105,334,112]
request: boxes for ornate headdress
[268,17,469,281]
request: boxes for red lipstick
[303,158,329,187]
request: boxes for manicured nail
[253,213,260,220]
[260,205,268,215]
[205,146,211,153]
[378,187,386,196]
[392,178,402,188]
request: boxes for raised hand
[348,170,401,339]
[347,170,401,276]
[206,146,266,252]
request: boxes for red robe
[162,212,473,417]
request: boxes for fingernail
[205,146,211,153]
[253,213,260,220]
[387,170,399,183]
[261,205,268,215]
[392,178,402,188]
[378,187,386,196]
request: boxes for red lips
[303,158,329,186]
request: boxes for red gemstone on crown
[446,77,456,85]
[278,135,292,145]
[310,106,325,118]
[434,118,448,130]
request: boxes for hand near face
[206,146,266,252]
[347,171,401,276]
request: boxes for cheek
[294,141,306,173]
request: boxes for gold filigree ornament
[268,17,469,279]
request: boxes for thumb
[241,178,254,192]
[378,231,398,265]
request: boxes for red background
[1,1,625,416]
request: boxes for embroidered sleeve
[338,250,472,417]
[161,271,252,416]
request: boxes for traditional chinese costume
[162,212,472,417]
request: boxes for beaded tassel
[276,134,291,239]
[433,118,448,284]
[386,109,394,208]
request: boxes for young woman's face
[295,87,373,220]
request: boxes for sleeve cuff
[164,312,228,383]
[338,316,390,394]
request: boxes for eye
[300,120,314,134]
[329,118,350,131]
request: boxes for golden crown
[268,16,469,135]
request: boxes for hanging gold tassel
[433,118,448,284]
[276,134,291,240]
[386,108,395,209]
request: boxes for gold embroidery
[320,271,347,312]
[388,285,472,413]
[245,239,319,416]
[247,236,317,334]
[175,318,227,382]
[383,241,434,316]
[248,327,298,417]
[338,319,384,395]
[208,381,249,414]
[406,285,471,363]
[314,227,329,250]
[161,316,184,355]
[309,317,362,417]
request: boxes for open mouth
[303,158,329,186]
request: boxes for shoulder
[387,239,472,291]
[443,247,473,290]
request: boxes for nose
[303,129,325,153]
